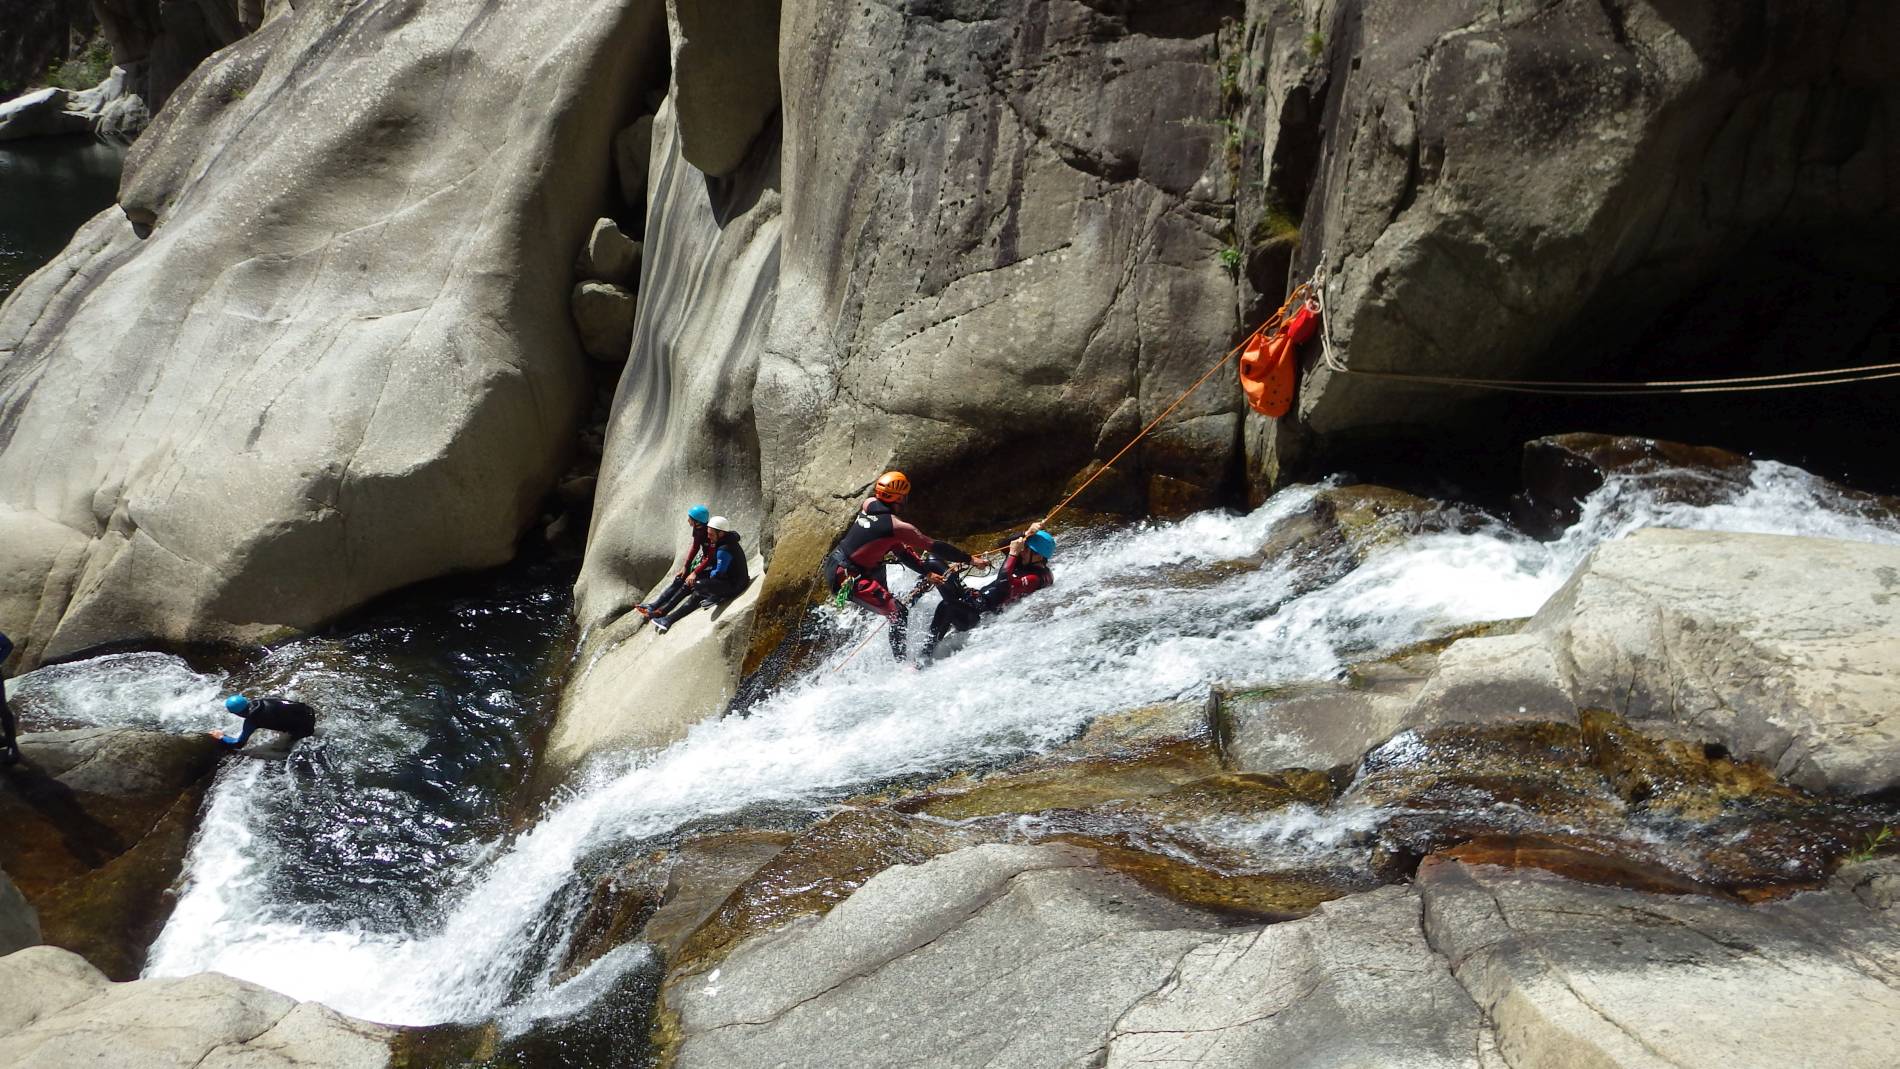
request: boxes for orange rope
[1040,283,1311,527]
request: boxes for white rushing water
[23,460,1897,1028]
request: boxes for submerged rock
[0,729,220,979]
[1514,432,1753,537]
[0,945,393,1067]
[0,866,38,955]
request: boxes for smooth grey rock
[548,576,761,767]
[1530,529,1900,793]
[0,87,89,140]
[66,67,149,141]
[0,946,109,1035]
[1220,681,1417,773]
[571,281,637,360]
[17,728,219,796]
[667,843,1224,1069]
[0,946,392,1068]
[576,217,640,286]
[670,0,780,177]
[0,867,39,956]
[0,0,668,668]
[614,113,657,208]
[559,98,778,766]
[1105,885,1482,1068]
[1407,632,1576,726]
[1419,857,1900,1069]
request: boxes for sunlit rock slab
[546,578,762,771]
[0,945,393,1068]
[1532,528,1900,794]
[1419,856,1900,1069]
[665,843,1225,1069]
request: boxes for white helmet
[708,515,731,531]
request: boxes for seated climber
[920,524,1056,662]
[636,504,717,622]
[824,471,980,659]
[653,517,750,633]
[0,630,18,766]
[206,694,317,750]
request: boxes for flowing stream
[16,460,1900,1032]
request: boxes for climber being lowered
[826,471,980,659]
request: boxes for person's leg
[644,576,690,616]
[655,593,709,631]
[847,579,908,659]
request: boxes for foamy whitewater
[22,460,1900,1028]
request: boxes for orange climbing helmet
[874,470,911,503]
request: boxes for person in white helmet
[653,516,751,633]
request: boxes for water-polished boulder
[0,945,393,1068]
[1531,528,1900,793]
[0,0,667,667]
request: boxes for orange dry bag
[1239,300,1320,418]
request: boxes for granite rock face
[0,945,394,1068]
[1249,0,1900,480]
[0,0,668,668]
[665,844,1227,1069]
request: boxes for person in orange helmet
[824,471,978,659]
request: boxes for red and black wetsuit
[826,498,970,657]
[922,544,1053,661]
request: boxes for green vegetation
[47,38,113,92]
[1218,246,1243,273]
[1845,825,1893,864]
[1252,204,1302,248]
[1305,31,1326,59]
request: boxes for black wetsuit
[824,499,970,657]
[0,631,16,765]
[657,532,751,626]
[921,550,1053,661]
[645,523,719,617]
[222,698,317,749]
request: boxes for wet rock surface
[0,945,394,1068]
[0,729,219,979]
[1514,433,1754,538]
[0,865,38,955]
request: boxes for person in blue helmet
[206,694,317,750]
[636,504,718,623]
[919,522,1056,662]
[0,630,19,765]
[653,516,751,633]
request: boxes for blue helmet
[224,694,251,715]
[687,504,711,524]
[1025,530,1056,559]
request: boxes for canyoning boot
[0,743,17,767]
[634,604,654,620]
[653,617,672,634]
